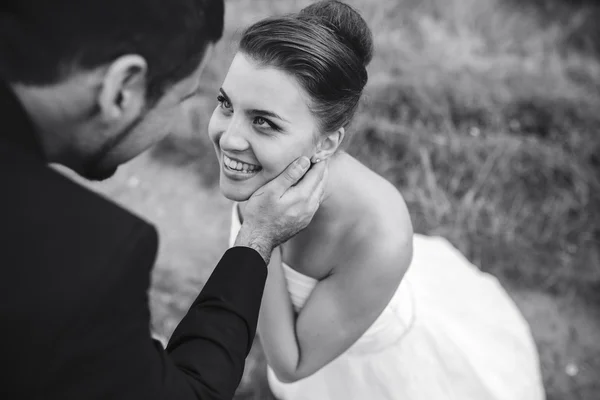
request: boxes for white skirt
[265,234,546,400]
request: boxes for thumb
[268,156,311,195]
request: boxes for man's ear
[311,127,345,163]
[97,55,147,123]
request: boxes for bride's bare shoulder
[341,155,411,233]
[335,154,413,271]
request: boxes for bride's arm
[257,229,413,383]
[257,247,301,377]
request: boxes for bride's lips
[221,153,262,181]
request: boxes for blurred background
[77,0,599,398]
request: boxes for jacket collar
[0,79,45,160]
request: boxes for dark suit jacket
[0,81,267,399]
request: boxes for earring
[314,158,321,163]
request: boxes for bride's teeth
[224,154,260,173]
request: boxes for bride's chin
[221,186,252,202]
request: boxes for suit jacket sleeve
[166,240,268,399]
[50,222,267,400]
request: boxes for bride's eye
[217,95,232,110]
[253,116,278,131]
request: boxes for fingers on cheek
[312,185,325,204]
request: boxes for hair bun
[299,1,373,67]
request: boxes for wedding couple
[0,0,545,399]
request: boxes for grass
[81,0,600,398]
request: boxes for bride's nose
[219,116,250,152]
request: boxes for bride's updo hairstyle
[239,0,373,134]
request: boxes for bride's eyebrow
[221,87,289,124]
[248,108,289,124]
[219,88,231,101]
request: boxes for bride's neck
[307,151,349,228]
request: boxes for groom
[0,1,327,399]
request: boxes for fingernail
[298,157,310,169]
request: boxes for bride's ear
[311,127,345,163]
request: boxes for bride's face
[208,53,319,201]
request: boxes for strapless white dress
[229,205,545,400]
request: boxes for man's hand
[235,156,328,264]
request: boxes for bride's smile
[221,153,262,180]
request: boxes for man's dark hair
[0,0,224,102]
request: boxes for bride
[207,1,546,399]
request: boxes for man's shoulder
[0,145,158,278]
[1,147,150,235]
